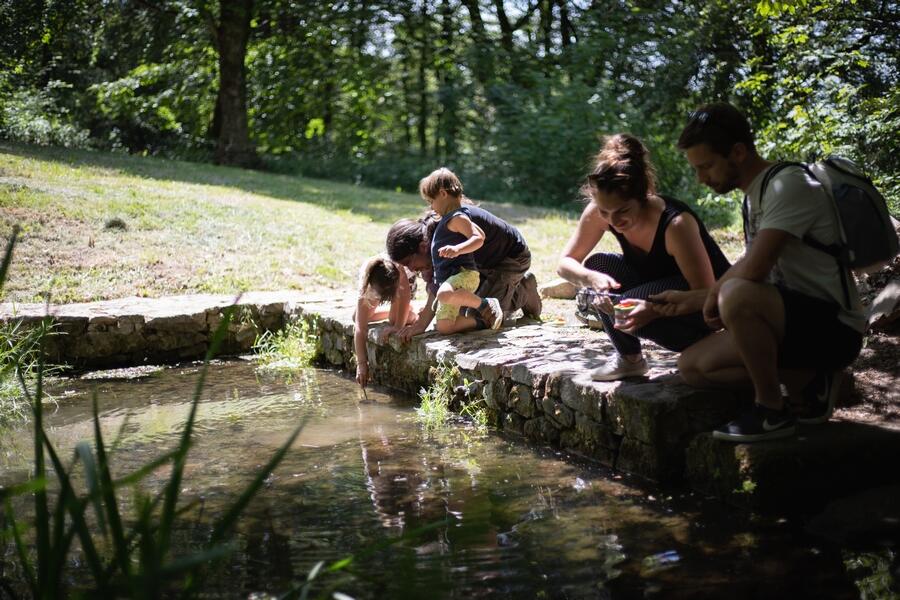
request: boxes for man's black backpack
[757,157,900,306]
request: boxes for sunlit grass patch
[2,141,747,306]
[252,320,317,372]
[416,365,453,430]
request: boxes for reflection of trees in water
[237,509,296,593]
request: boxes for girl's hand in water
[616,300,658,333]
[438,244,461,258]
[356,364,369,387]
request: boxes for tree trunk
[539,0,553,58]
[213,0,258,167]
[460,0,494,84]
[436,0,458,160]
[558,0,574,47]
[416,2,429,154]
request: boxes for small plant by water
[0,316,55,425]
[417,362,489,430]
[253,319,317,372]
[417,364,454,430]
[0,229,56,425]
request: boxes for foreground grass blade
[278,519,453,600]
[210,421,305,545]
[181,420,305,599]
[0,225,18,293]
[31,320,50,592]
[76,441,108,538]
[91,393,131,580]
[4,499,36,597]
[154,544,235,578]
[111,449,180,488]
[42,434,110,595]
[0,476,47,500]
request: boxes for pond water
[0,361,885,598]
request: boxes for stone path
[3,292,900,518]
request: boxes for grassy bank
[0,141,741,307]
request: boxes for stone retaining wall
[297,296,745,483]
[5,292,899,513]
[0,292,306,369]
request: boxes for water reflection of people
[358,423,448,539]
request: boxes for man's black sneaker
[795,370,841,425]
[712,404,796,443]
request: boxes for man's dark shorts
[776,285,863,370]
[475,250,531,312]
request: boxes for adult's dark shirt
[466,206,528,269]
[608,196,731,281]
[425,206,527,268]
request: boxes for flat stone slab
[3,292,899,513]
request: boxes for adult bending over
[557,133,730,381]
[386,198,542,340]
[656,102,865,442]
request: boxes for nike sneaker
[712,404,796,442]
[795,370,842,425]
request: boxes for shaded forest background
[1,0,897,224]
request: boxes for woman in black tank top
[557,134,731,381]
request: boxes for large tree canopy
[1,0,897,216]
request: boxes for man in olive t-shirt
[654,103,864,443]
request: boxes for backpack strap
[822,156,873,187]
[742,162,799,244]
[758,161,806,201]
[757,160,854,308]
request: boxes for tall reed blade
[210,420,305,546]
[42,434,110,595]
[75,441,108,538]
[158,302,236,567]
[4,499,36,597]
[90,392,131,580]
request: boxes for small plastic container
[613,300,638,328]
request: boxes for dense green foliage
[1,0,897,217]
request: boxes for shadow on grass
[0,142,565,226]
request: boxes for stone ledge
[303,295,744,484]
[0,292,310,369]
[686,421,900,513]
